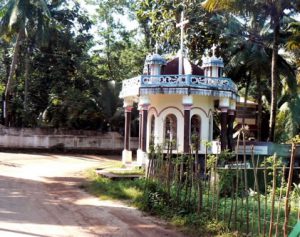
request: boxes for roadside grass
[94,160,123,170]
[92,160,145,175]
[83,167,236,237]
[84,168,144,202]
[108,167,145,175]
[82,159,299,237]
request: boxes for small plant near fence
[142,134,300,237]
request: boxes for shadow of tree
[0,174,183,237]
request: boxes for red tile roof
[162,57,204,75]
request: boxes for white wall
[0,129,138,151]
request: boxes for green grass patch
[95,160,123,170]
[83,168,235,236]
[93,160,145,176]
[84,168,144,202]
[108,167,145,176]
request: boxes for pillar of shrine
[227,100,236,151]
[122,98,133,164]
[182,95,193,153]
[137,96,150,165]
[219,97,230,151]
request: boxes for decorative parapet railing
[119,76,141,98]
[120,74,237,98]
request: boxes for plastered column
[183,95,193,153]
[141,104,149,152]
[227,100,236,151]
[122,98,133,164]
[219,97,229,151]
[137,96,150,165]
[138,111,142,149]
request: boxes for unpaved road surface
[0,153,184,237]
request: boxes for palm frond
[33,0,51,18]
[201,0,236,12]
[0,0,18,38]
[278,54,297,95]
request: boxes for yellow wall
[147,94,214,153]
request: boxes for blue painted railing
[141,74,237,91]
[120,74,237,98]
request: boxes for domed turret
[143,53,166,75]
[201,44,224,78]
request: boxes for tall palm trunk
[23,40,31,126]
[268,14,280,142]
[256,74,262,141]
[4,30,24,126]
[242,73,251,128]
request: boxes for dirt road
[0,153,184,237]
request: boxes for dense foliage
[136,0,300,142]
[0,0,299,142]
[0,0,146,130]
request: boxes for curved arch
[164,113,177,148]
[158,106,184,118]
[148,106,158,117]
[190,107,212,146]
[207,109,213,118]
[191,107,209,118]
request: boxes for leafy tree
[0,0,146,131]
[28,1,95,128]
[0,0,51,126]
[84,0,147,131]
[224,11,298,141]
[136,0,230,58]
[202,0,300,141]
[136,0,299,142]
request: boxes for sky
[77,0,97,16]
[77,0,139,31]
[76,0,140,51]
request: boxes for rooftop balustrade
[119,74,238,98]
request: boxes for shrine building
[119,44,238,165]
[119,12,238,165]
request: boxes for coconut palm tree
[287,21,300,71]
[223,12,271,140]
[0,0,51,126]
[202,0,300,141]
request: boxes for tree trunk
[23,43,30,126]
[5,30,24,127]
[256,74,262,141]
[268,15,280,142]
[1,45,10,124]
[242,73,251,129]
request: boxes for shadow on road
[0,173,181,237]
[0,227,51,237]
